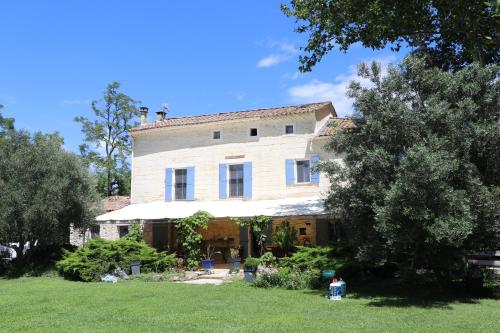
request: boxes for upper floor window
[249,128,258,137]
[296,160,311,183]
[229,164,244,197]
[285,125,294,134]
[175,169,187,200]
[213,131,221,140]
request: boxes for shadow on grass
[300,278,498,309]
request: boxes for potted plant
[228,247,241,274]
[201,245,220,270]
[243,256,259,283]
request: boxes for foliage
[235,216,272,256]
[253,267,321,290]
[259,252,277,267]
[56,238,175,282]
[244,257,260,268]
[174,211,211,270]
[0,125,100,260]
[282,0,499,71]
[273,220,297,256]
[229,247,240,259]
[202,245,221,261]
[321,55,500,283]
[279,246,335,271]
[75,82,139,196]
[123,222,143,242]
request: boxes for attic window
[285,125,294,134]
[250,128,258,137]
[213,131,221,140]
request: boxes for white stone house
[93,101,353,260]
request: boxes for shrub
[259,252,276,267]
[244,256,260,268]
[279,246,335,271]
[273,220,297,256]
[253,267,320,290]
[123,222,143,242]
[56,238,175,281]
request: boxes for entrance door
[152,223,168,251]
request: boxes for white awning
[96,196,327,221]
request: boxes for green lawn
[1,277,498,333]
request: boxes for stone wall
[271,216,317,246]
[131,104,339,204]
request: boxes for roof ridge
[163,101,330,121]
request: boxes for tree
[282,0,499,71]
[174,211,212,270]
[321,55,500,283]
[0,128,100,260]
[75,82,139,197]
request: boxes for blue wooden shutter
[186,166,195,201]
[165,168,173,201]
[310,154,320,184]
[243,162,252,199]
[219,163,227,199]
[285,159,295,185]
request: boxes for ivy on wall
[174,211,211,270]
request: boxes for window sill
[287,182,317,187]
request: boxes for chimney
[139,106,149,125]
[156,104,169,122]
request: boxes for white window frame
[295,159,312,184]
[227,163,245,198]
[174,168,188,201]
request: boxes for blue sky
[0,1,407,152]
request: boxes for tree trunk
[107,168,112,197]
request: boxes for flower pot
[243,265,257,283]
[228,258,241,274]
[201,259,215,270]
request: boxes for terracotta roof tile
[102,196,130,212]
[131,101,332,132]
[318,118,355,136]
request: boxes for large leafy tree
[282,0,499,71]
[75,82,139,197]
[0,123,100,259]
[321,56,499,283]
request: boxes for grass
[1,277,499,333]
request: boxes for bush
[259,252,276,267]
[56,238,176,281]
[273,220,297,256]
[244,256,260,268]
[279,246,335,271]
[253,267,320,290]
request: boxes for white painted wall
[130,108,340,204]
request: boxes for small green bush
[244,256,260,268]
[279,246,335,271]
[259,252,276,267]
[56,238,176,282]
[253,267,320,290]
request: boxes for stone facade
[130,104,339,203]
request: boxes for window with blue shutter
[186,166,195,200]
[219,163,227,199]
[165,168,173,201]
[243,162,252,199]
[285,159,295,185]
[310,154,320,184]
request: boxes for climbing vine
[174,211,211,270]
[235,215,272,256]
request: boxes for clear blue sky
[0,1,407,152]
